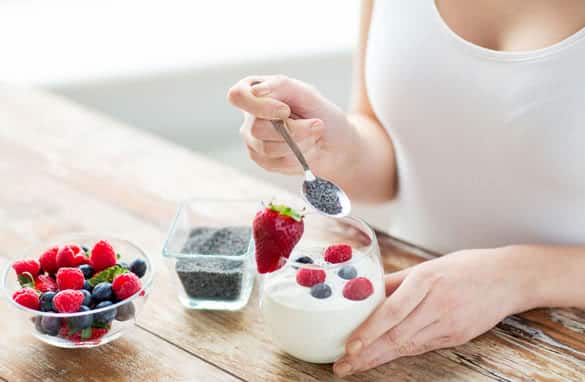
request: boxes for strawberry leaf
[269,203,303,222]
[88,264,128,287]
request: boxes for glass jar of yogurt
[259,214,385,363]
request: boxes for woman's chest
[435,0,585,52]
[365,0,585,188]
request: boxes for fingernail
[335,362,353,377]
[252,85,271,97]
[347,340,363,355]
[311,120,323,129]
[274,106,290,120]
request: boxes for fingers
[346,272,434,355]
[384,269,409,296]
[227,76,291,120]
[248,117,324,142]
[249,75,325,118]
[334,322,447,377]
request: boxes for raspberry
[34,274,58,293]
[57,244,90,269]
[12,258,41,276]
[324,244,352,264]
[59,324,110,343]
[90,240,117,272]
[296,268,326,287]
[56,267,85,290]
[53,290,84,313]
[112,273,142,300]
[343,277,374,301]
[39,246,59,274]
[12,287,40,310]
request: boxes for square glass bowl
[163,199,259,310]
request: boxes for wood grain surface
[0,86,584,381]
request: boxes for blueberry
[129,258,147,278]
[40,292,56,312]
[310,283,332,299]
[81,289,92,306]
[40,316,61,336]
[68,305,93,330]
[115,301,135,321]
[34,316,44,333]
[338,265,357,280]
[92,282,113,302]
[83,280,94,292]
[295,256,313,264]
[118,261,129,270]
[78,264,94,279]
[93,301,117,323]
[81,245,89,254]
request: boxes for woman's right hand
[227,75,360,176]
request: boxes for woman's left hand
[334,247,537,377]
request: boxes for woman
[227,0,585,377]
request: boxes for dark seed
[304,178,343,215]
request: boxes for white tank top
[366,0,585,253]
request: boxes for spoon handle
[271,120,312,172]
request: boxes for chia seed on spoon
[304,178,343,215]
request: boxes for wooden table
[1,86,584,382]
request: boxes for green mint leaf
[68,326,80,336]
[92,321,110,329]
[17,272,35,289]
[88,264,128,287]
[81,327,92,339]
[116,253,121,260]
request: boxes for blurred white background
[0,0,390,227]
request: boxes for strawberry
[90,240,117,272]
[296,268,326,287]
[34,274,58,293]
[343,277,374,301]
[324,244,352,264]
[39,246,59,274]
[253,203,304,274]
[12,287,40,310]
[58,244,90,268]
[12,258,41,276]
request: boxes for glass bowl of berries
[1,233,153,348]
[254,203,385,364]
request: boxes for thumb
[251,76,328,119]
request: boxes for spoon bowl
[269,119,351,217]
[302,174,351,217]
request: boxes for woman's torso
[366,0,585,253]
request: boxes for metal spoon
[270,119,351,217]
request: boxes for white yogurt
[260,248,385,363]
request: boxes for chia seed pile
[175,226,251,301]
[304,178,343,215]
